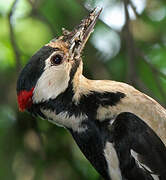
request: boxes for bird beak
[62,7,102,59]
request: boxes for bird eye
[51,54,63,66]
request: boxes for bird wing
[109,112,166,180]
[76,79,166,145]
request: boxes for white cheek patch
[33,56,71,103]
[41,109,88,132]
[104,142,122,180]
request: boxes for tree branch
[8,0,21,73]
[136,48,166,80]
[26,0,57,36]
[135,76,164,106]
[135,48,166,104]
[122,0,166,105]
[123,0,137,85]
[129,0,140,17]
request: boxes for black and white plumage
[16,8,166,180]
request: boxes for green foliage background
[1,0,166,179]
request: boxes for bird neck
[72,61,109,104]
[72,61,94,104]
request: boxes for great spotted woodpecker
[17,8,166,180]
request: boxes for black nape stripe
[38,90,125,119]
[79,91,125,117]
[69,58,81,83]
[17,46,58,92]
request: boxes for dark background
[1,0,166,179]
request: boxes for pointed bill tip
[91,7,103,16]
[65,7,102,58]
[49,7,102,59]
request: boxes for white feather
[41,109,88,132]
[104,142,122,180]
[131,150,159,180]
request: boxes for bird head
[16,8,101,113]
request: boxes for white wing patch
[104,142,122,180]
[41,109,88,132]
[131,150,159,180]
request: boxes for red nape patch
[17,87,34,112]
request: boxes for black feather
[37,90,125,119]
[17,46,57,93]
[69,120,111,180]
[110,112,166,180]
